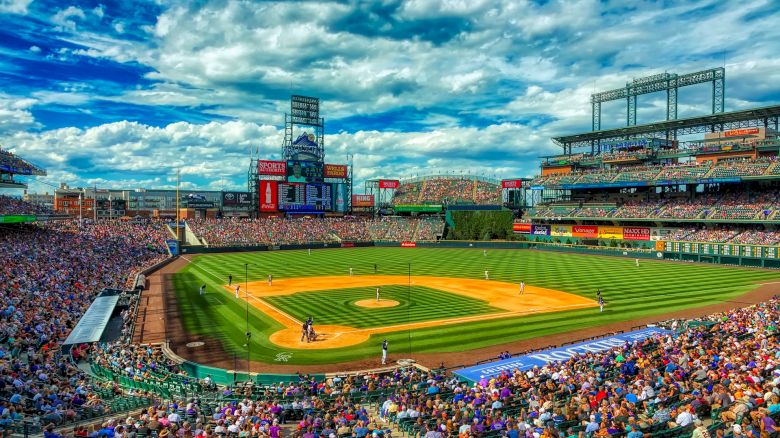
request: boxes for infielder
[376,286,381,302]
[268,274,273,286]
[484,270,489,280]
[483,250,487,257]
[519,281,525,295]
[635,258,639,267]
[235,284,240,299]
[199,283,206,296]
[228,274,233,286]
[381,339,388,365]
[349,266,353,276]
[598,296,605,313]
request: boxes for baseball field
[171,247,780,366]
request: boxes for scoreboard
[278,183,332,211]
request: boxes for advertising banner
[222,191,252,206]
[551,225,572,237]
[454,327,671,382]
[258,160,287,175]
[513,223,532,234]
[598,226,623,239]
[259,180,279,212]
[352,194,375,208]
[623,227,651,240]
[531,224,550,235]
[501,179,523,189]
[724,127,759,137]
[379,179,400,189]
[400,241,417,247]
[572,225,598,238]
[332,183,347,213]
[324,164,348,178]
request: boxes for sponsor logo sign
[513,223,532,234]
[572,225,598,238]
[258,160,287,175]
[400,241,417,247]
[501,179,523,189]
[379,179,400,189]
[259,180,278,212]
[323,164,348,178]
[624,227,650,240]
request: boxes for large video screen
[286,160,323,183]
[278,182,332,211]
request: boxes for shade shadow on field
[166,273,249,364]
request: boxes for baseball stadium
[1,28,780,438]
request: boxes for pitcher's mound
[355,299,400,308]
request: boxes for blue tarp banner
[453,326,671,383]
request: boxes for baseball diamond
[169,246,780,366]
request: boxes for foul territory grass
[264,285,501,328]
[172,247,780,365]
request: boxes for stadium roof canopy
[552,104,780,153]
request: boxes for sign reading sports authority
[259,181,278,212]
[258,160,287,176]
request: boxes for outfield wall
[177,239,780,269]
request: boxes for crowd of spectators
[0,195,52,215]
[0,219,168,431]
[393,177,501,206]
[0,148,45,174]
[532,157,780,188]
[74,296,780,438]
[189,217,444,246]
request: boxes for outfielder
[268,274,273,286]
[484,270,489,280]
[349,266,353,276]
[483,250,487,257]
[519,281,524,294]
[381,339,388,365]
[199,283,206,296]
[376,286,381,302]
[635,258,639,267]
[598,296,605,312]
[228,274,232,286]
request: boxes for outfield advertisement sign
[400,241,417,247]
[501,179,523,189]
[454,327,671,382]
[352,194,375,208]
[598,226,623,239]
[551,225,572,237]
[513,223,531,234]
[379,179,400,189]
[531,224,550,235]
[258,160,287,176]
[572,225,598,238]
[259,180,279,212]
[624,227,651,240]
[324,164,348,179]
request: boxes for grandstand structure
[525,67,780,265]
[0,145,45,189]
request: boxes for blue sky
[1,0,779,193]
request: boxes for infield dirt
[223,275,597,349]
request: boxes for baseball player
[301,321,308,342]
[484,270,489,280]
[228,274,232,286]
[308,248,311,256]
[349,266,353,276]
[381,339,388,365]
[519,281,525,295]
[268,274,273,286]
[483,250,487,257]
[235,284,240,299]
[199,283,206,296]
[374,263,378,274]
[598,296,605,313]
[635,258,640,267]
[376,286,381,302]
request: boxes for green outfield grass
[264,285,501,328]
[172,247,780,365]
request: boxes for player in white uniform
[349,267,353,276]
[519,281,524,294]
[483,250,487,257]
[376,287,381,302]
[381,340,388,365]
[484,270,489,280]
[635,258,640,267]
[268,274,273,286]
[235,284,240,299]
[598,296,605,312]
